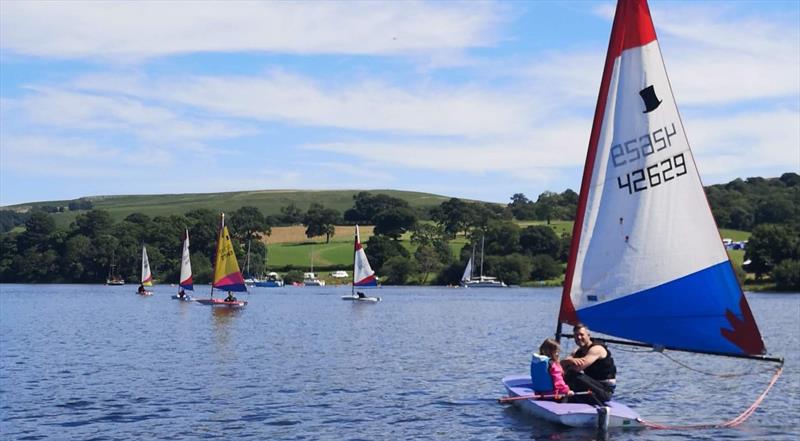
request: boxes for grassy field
[12,189,455,229]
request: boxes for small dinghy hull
[502,375,641,428]
[171,295,193,302]
[196,298,247,307]
[341,295,380,302]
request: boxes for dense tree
[344,192,410,224]
[530,254,561,280]
[0,210,30,233]
[68,198,94,211]
[364,235,409,273]
[430,198,471,238]
[744,224,800,279]
[303,203,340,243]
[17,212,56,251]
[508,193,537,220]
[772,260,800,290]
[381,256,415,285]
[230,206,270,242]
[279,203,305,225]
[482,221,521,256]
[73,210,114,238]
[519,225,561,259]
[373,207,417,239]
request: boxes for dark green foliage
[530,254,561,280]
[344,192,411,224]
[0,210,30,233]
[373,207,417,239]
[744,224,800,279]
[303,203,340,243]
[229,206,271,242]
[520,225,560,259]
[283,270,305,284]
[773,260,800,290]
[492,254,532,286]
[68,198,94,211]
[364,235,409,273]
[278,203,305,225]
[482,221,521,256]
[73,210,114,238]
[707,173,799,230]
[381,256,415,285]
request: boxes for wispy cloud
[0,1,503,61]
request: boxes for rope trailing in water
[638,364,783,430]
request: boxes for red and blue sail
[353,225,377,287]
[559,0,766,357]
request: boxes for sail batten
[558,0,766,357]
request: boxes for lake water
[1,285,798,440]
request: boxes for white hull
[304,279,325,286]
[462,280,507,288]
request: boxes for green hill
[5,189,456,229]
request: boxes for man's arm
[562,345,606,370]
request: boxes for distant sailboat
[461,237,506,288]
[106,251,125,285]
[303,244,325,286]
[196,213,247,307]
[137,245,154,295]
[501,0,782,429]
[342,225,380,302]
[172,229,193,301]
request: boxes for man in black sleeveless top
[561,323,617,403]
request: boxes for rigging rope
[658,351,763,378]
[637,365,783,430]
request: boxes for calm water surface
[1,285,798,440]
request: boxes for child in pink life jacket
[531,338,573,400]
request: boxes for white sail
[461,256,473,283]
[141,245,153,286]
[353,225,377,287]
[179,230,193,290]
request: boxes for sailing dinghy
[461,237,506,288]
[195,214,248,307]
[342,225,380,302]
[171,229,194,302]
[501,0,782,429]
[137,245,154,296]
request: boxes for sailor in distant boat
[137,284,146,294]
[225,291,237,303]
[178,289,186,299]
[561,323,617,403]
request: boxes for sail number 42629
[617,153,687,194]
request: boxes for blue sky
[1,0,798,206]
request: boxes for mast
[210,213,224,298]
[480,236,485,280]
[352,225,358,296]
[245,240,251,279]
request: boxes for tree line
[1,173,797,289]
